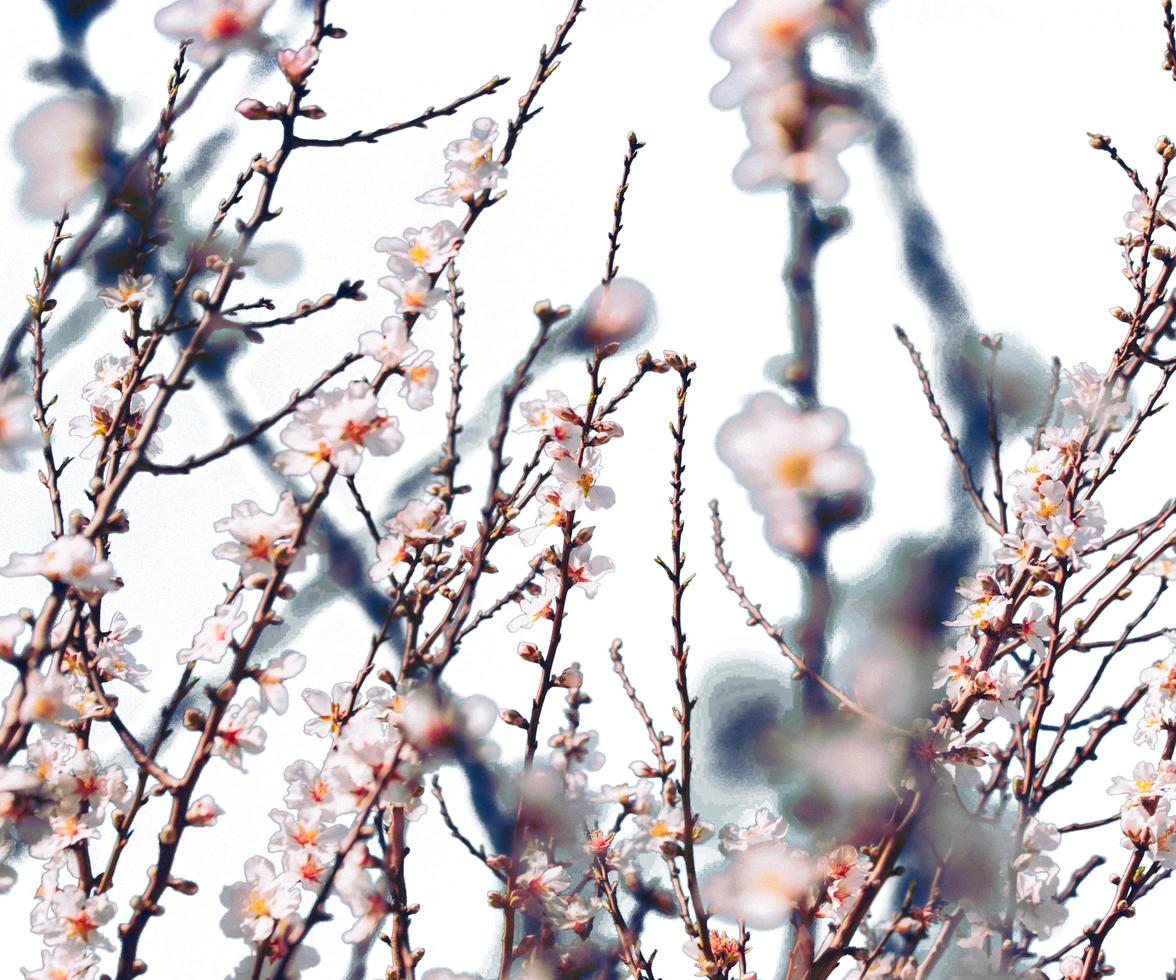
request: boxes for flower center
[206,8,247,40]
[774,452,814,488]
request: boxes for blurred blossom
[154,0,275,64]
[579,277,655,344]
[717,392,868,555]
[707,840,817,928]
[251,243,303,284]
[734,103,867,199]
[711,0,874,201]
[0,380,38,471]
[14,94,112,217]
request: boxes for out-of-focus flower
[717,392,868,555]
[155,0,275,65]
[0,380,38,471]
[14,95,112,217]
[735,102,867,200]
[708,841,817,929]
[579,278,654,343]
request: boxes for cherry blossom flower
[283,761,345,822]
[1124,192,1176,232]
[155,0,275,65]
[418,118,506,206]
[357,316,417,369]
[267,807,345,882]
[377,271,447,318]
[15,95,112,216]
[1061,361,1128,421]
[684,931,744,977]
[302,682,352,738]
[508,587,557,632]
[275,381,404,480]
[400,352,439,410]
[376,221,463,276]
[97,274,154,312]
[1014,603,1051,658]
[229,914,320,979]
[973,661,1022,724]
[19,671,82,730]
[277,43,319,86]
[633,804,715,852]
[718,392,868,553]
[21,947,99,980]
[186,795,224,827]
[0,615,26,660]
[218,855,299,943]
[1142,552,1176,580]
[81,354,134,405]
[548,893,601,936]
[0,380,38,471]
[719,807,790,852]
[520,487,568,546]
[335,846,390,943]
[68,391,168,461]
[385,499,452,546]
[946,571,1008,631]
[178,595,248,664]
[32,884,115,950]
[553,448,615,511]
[368,534,409,582]
[932,634,977,701]
[818,844,872,923]
[254,650,306,714]
[212,493,302,582]
[214,698,267,770]
[2,535,119,595]
[543,544,614,598]
[1108,761,1176,804]
[516,845,572,913]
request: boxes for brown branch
[894,325,1002,531]
[603,132,645,284]
[710,500,904,731]
[292,76,508,148]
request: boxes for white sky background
[1,0,1174,976]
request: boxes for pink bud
[235,98,271,121]
[277,43,320,85]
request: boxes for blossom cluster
[710,0,874,199]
